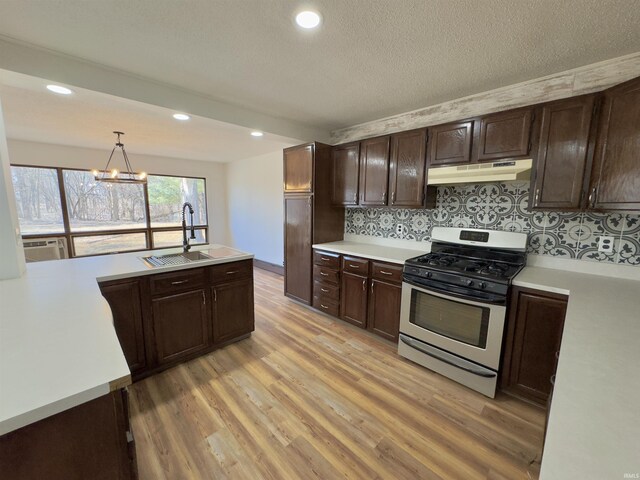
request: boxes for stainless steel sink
[141,251,212,268]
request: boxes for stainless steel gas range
[398,227,527,398]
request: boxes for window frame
[11,164,209,258]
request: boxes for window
[10,165,208,258]
[63,170,147,232]
[10,166,64,235]
[148,175,207,227]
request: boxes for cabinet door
[212,278,255,344]
[389,128,427,207]
[340,272,368,328]
[151,289,209,365]
[501,287,567,406]
[590,76,640,210]
[368,279,401,342]
[284,144,313,193]
[428,121,473,166]
[99,280,146,374]
[532,95,595,210]
[359,136,390,206]
[284,194,313,304]
[473,108,534,162]
[331,142,360,206]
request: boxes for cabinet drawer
[313,264,340,285]
[149,268,206,296]
[342,256,369,275]
[371,262,403,284]
[209,260,253,284]
[314,250,340,269]
[312,296,339,317]
[313,281,340,302]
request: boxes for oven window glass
[410,290,489,348]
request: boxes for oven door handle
[403,275,506,305]
[400,334,497,378]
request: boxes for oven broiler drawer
[398,334,498,398]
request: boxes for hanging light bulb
[94,132,147,184]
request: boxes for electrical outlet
[598,236,614,253]
[396,224,404,237]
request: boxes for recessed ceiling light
[173,113,190,121]
[46,84,73,95]
[295,11,321,29]
[251,131,264,137]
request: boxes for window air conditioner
[23,237,69,263]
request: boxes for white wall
[226,150,286,266]
[0,101,26,279]
[7,139,229,245]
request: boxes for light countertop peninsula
[0,245,253,435]
[514,266,640,480]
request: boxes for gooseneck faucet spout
[181,202,196,252]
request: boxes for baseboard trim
[254,259,284,276]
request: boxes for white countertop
[312,240,427,264]
[0,244,253,435]
[513,266,640,479]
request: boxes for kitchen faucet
[181,202,196,252]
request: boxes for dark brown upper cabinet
[284,144,314,193]
[359,135,391,206]
[331,142,360,206]
[473,107,535,162]
[428,120,474,166]
[531,95,596,210]
[389,128,428,207]
[589,76,640,211]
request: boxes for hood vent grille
[427,159,532,185]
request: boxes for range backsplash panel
[344,182,640,266]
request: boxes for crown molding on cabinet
[331,52,640,144]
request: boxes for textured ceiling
[0,0,639,131]
[0,70,299,162]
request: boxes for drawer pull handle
[171,280,189,285]
[226,270,239,275]
[379,270,393,276]
[320,272,329,276]
[320,304,329,309]
[321,256,330,261]
[321,288,329,293]
[349,264,359,268]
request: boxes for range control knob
[466,279,474,286]
[479,282,487,289]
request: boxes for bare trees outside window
[10,165,208,257]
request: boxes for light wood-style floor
[129,268,544,479]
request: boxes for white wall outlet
[598,236,614,253]
[396,224,404,237]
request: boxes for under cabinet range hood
[427,159,532,185]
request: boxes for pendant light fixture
[92,131,147,184]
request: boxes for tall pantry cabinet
[284,142,345,304]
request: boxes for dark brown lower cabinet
[212,277,255,344]
[368,279,402,342]
[501,286,568,406]
[0,390,136,480]
[151,289,209,365]
[99,279,146,374]
[340,272,368,327]
[99,260,254,381]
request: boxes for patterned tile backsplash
[344,181,640,267]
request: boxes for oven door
[399,280,506,370]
